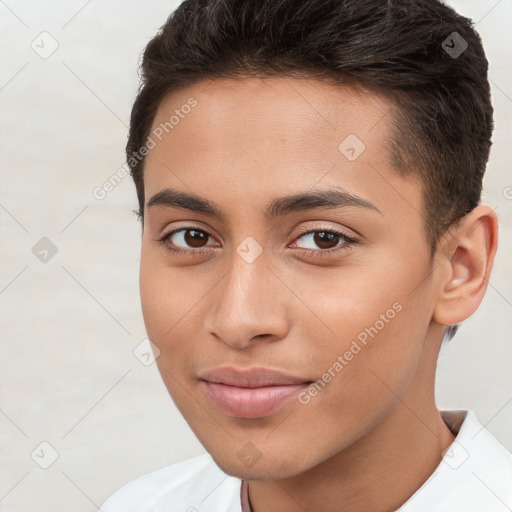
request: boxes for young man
[100,0,512,510]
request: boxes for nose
[204,250,289,349]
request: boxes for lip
[198,367,313,418]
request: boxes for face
[139,77,441,480]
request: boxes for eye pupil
[185,229,208,248]
[314,231,339,249]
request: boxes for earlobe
[432,205,499,327]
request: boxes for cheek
[302,257,432,403]
[140,249,195,337]
[139,256,167,339]
[297,262,409,354]
[139,253,189,360]
[139,251,216,383]
[139,257,198,409]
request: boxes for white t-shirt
[99,410,512,511]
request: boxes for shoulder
[450,409,512,476]
[458,409,512,502]
[401,409,512,512]
[99,453,242,512]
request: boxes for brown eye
[295,230,348,251]
[182,229,209,248]
[160,228,217,254]
[314,231,341,249]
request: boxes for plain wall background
[0,1,511,510]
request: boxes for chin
[209,449,311,481]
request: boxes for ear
[432,204,499,327]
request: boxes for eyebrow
[146,187,381,222]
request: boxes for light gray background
[0,1,511,510]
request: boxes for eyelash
[157,226,358,259]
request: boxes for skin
[139,76,498,512]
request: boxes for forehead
[143,76,422,220]
[148,76,395,161]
